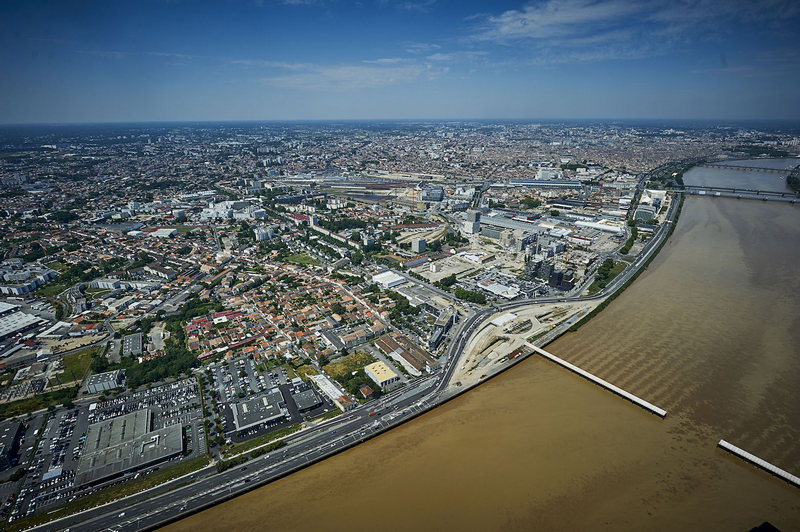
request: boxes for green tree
[521,198,542,209]
[454,287,487,305]
[435,273,457,289]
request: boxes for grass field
[35,281,71,297]
[224,423,302,457]
[285,253,319,265]
[46,262,69,272]
[294,364,318,381]
[84,287,111,298]
[307,409,342,423]
[60,347,99,383]
[322,351,376,379]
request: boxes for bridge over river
[699,162,796,173]
[679,162,800,203]
[678,185,799,203]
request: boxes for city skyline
[2,0,800,124]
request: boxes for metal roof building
[292,389,322,412]
[364,361,400,390]
[75,409,183,486]
[86,369,126,394]
[230,388,287,431]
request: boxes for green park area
[322,351,375,379]
[587,259,626,296]
[285,253,319,265]
[57,347,100,385]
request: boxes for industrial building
[291,388,322,412]
[309,374,355,412]
[429,306,457,350]
[364,361,400,390]
[0,421,21,471]
[503,179,582,190]
[86,369,126,394]
[230,388,287,431]
[634,204,658,222]
[574,220,625,234]
[75,409,183,486]
[421,186,444,202]
[150,228,178,239]
[0,308,46,341]
[375,332,441,376]
[122,333,143,357]
[372,270,405,289]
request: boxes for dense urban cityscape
[0,120,797,530]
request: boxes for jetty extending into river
[527,343,668,418]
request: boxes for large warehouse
[86,369,126,394]
[230,388,287,432]
[371,270,405,289]
[75,409,183,486]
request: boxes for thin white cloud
[73,49,197,60]
[73,49,132,60]
[470,0,800,65]
[426,51,488,62]
[230,58,312,70]
[362,58,407,64]
[475,0,644,42]
[399,0,437,12]
[260,63,425,90]
[144,51,197,59]
[404,41,441,54]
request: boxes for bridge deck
[702,163,789,172]
[527,343,667,418]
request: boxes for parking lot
[212,358,291,403]
[11,408,90,520]
[8,378,205,523]
[207,357,335,443]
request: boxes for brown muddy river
[165,166,800,531]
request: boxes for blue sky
[1,0,799,123]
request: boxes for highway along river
[164,163,800,531]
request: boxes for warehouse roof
[75,409,182,486]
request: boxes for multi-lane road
[42,378,442,532]
[31,193,682,532]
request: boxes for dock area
[718,440,800,487]
[527,343,667,418]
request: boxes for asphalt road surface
[31,195,680,532]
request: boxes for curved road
[31,194,682,532]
